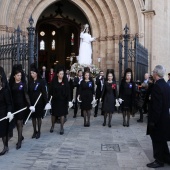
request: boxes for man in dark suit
[147,65,170,168]
[66,70,74,101]
[73,70,83,118]
[40,66,48,83]
[94,71,105,117]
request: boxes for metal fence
[119,24,148,84]
[0,16,36,79]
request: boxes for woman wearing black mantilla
[119,68,136,127]
[9,64,31,149]
[49,66,72,135]
[78,71,95,127]
[28,63,48,139]
[0,67,12,156]
[101,69,117,127]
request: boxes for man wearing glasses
[147,65,170,168]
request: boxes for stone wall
[0,0,148,80]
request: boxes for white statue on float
[77,24,95,65]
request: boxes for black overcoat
[119,80,136,111]
[147,79,170,141]
[0,88,12,137]
[49,76,70,117]
[28,78,48,118]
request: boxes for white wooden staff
[25,93,42,125]
[44,96,53,117]
[0,107,28,122]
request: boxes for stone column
[143,10,155,73]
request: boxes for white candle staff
[44,96,53,117]
[0,107,28,122]
[25,93,42,125]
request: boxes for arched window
[40,31,45,36]
[52,31,56,36]
[52,40,55,50]
[71,33,74,45]
[40,40,45,50]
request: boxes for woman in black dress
[119,68,136,127]
[78,71,95,127]
[101,70,117,127]
[0,67,12,156]
[28,64,48,139]
[49,67,71,135]
[9,64,31,149]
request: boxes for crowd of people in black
[0,64,170,168]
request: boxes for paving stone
[1,111,170,169]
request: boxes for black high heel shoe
[32,131,37,138]
[16,136,24,146]
[50,126,54,133]
[0,147,9,156]
[16,142,21,150]
[36,132,41,139]
[60,129,64,135]
[86,122,90,127]
[108,124,111,128]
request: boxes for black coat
[101,81,117,113]
[119,80,136,111]
[147,79,170,141]
[78,80,95,110]
[49,76,70,116]
[0,88,12,137]
[11,82,31,120]
[28,78,48,118]
[95,76,105,99]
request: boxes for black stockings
[103,113,112,127]
[16,120,23,148]
[123,109,130,127]
[0,136,8,155]
[83,110,91,127]
[32,118,41,138]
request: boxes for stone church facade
[0,0,169,79]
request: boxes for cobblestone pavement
[0,109,169,170]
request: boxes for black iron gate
[119,24,148,84]
[0,16,36,78]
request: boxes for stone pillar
[143,10,155,73]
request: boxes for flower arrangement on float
[70,63,100,77]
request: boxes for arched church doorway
[36,1,89,70]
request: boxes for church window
[52,31,56,36]
[71,33,74,45]
[40,31,45,36]
[52,40,55,50]
[40,40,45,50]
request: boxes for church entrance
[36,1,88,70]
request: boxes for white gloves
[68,101,73,109]
[115,99,120,107]
[7,112,14,122]
[44,103,51,110]
[118,98,124,104]
[77,96,82,102]
[91,97,98,108]
[29,106,35,112]
[100,98,102,103]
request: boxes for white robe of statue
[78,31,95,65]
